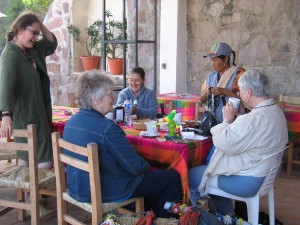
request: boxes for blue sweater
[116,86,158,118]
[63,109,150,202]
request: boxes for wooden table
[52,106,212,202]
[157,93,202,121]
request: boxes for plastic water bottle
[124,97,133,126]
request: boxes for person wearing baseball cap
[200,41,245,122]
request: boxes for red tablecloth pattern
[157,93,201,121]
[122,126,212,203]
[52,106,212,203]
[284,103,300,141]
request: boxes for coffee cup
[174,113,182,125]
[228,97,241,112]
[146,121,158,136]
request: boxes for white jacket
[198,98,288,193]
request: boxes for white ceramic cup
[105,112,114,120]
[146,121,158,136]
[228,97,241,112]
[174,113,183,125]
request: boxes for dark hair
[217,51,236,66]
[130,67,145,80]
[6,12,40,41]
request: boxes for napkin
[181,132,208,140]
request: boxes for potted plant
[103,10,127,75]
[68,20,103,71]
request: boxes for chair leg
[268,189,275,225]
[246,196,260,225]
[17,189,25,221]
[287,141,294,176]
[135,197,144,212]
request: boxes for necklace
[252,102,275,110]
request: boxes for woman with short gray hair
[76,70,115,109]
[63,70,182,218]
[189,69,288,215]
[238,69,269,99]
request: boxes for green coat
[0,34,58,162]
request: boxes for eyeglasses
[105,91,114,99]
[128,78,142,84]
[26,28,41,37]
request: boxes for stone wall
[45,0,300,106]
[45,0,158,105]
[186,0,300,97]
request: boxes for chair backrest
[68,92,78,108]
[194,102,206,120]
[0,124,40,223]
[236,146,288,196]
[51,132,102,224]
[279,94,300,105]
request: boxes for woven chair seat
[0,151,18,160]
[0,166,56,189]
[62,192,140,214]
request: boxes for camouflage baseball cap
[203,42,232,58]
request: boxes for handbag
[198,110,219,136]
[199,73,226,135]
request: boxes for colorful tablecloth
[157,93,201,121]
[122,126,212,203]
[52,106,212,203]
[52,106,78,136]
[284,103,300,141]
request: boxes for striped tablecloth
[52,106,79,136]
[157,93,201,121]
[52,106,212,202]
[122,126,212,203]
[284,103,300,141]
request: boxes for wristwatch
[1,111,12,119]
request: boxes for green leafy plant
[67,10,126,58]
[68,20,103,57]
[103,10,127,59]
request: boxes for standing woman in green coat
[0,12,58,170]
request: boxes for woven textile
[63,192,140,214]
[0,151,17,160]
[157,93,201,121]
[0,166,56,189]
[123,126,212,203]
[284,103,300,141]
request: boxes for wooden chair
[0,121,18,164]
[68,92,78,108]
[194,102,206,120]
[52,132,144,225]
[0,124,56,225]
[279,94,300,176]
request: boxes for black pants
[131,169,182,218]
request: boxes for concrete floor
[0,160,300,224]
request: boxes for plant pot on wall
[80,56,101,71]
[108,58,123,75]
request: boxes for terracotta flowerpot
[108,58,123,75]
[80,56,101,71]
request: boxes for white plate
[142,133,160,138]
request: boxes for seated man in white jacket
[188,69,288,214]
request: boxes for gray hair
[75,70,115,109]
[238,69,269,97]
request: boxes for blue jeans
[188,165,264,215]
[131,169,182,218]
